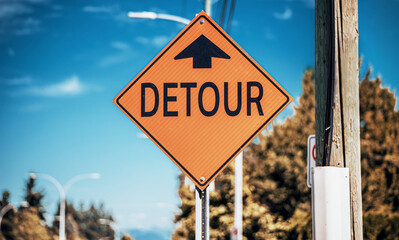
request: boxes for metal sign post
[234,152,243,240]
[196,187,209,240]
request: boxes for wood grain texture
[337,0,363,239]
[315,0,363,239]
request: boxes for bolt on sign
[114,11,293,190]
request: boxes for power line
[215,0,223,24]
[220,0,228,28]
[226,0,236,33]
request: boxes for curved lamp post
[0,204,14,231]
[30,172,100,240]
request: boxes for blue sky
[1,0,398,235]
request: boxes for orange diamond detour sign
[114,11,293,190]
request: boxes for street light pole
[30,173,66,240]
[233,152,243,240]
[127,12,190,25]
[0,204,14,230]
[30,172,100,240]
[205,0,212,17]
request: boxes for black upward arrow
[174,35,230,68]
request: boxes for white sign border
[307,135,316,188]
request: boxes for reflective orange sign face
[114,11,293,190]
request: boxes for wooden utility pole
[315,0,363,239]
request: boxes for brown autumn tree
[52,202,114,240]
[24,175,46,221]
[243,69,314,239]
[173,68,399,240]
[120,233,135,240]
[359,70,399,240]
[173,69,315,240]
[12,208,53,240]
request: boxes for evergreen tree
[173,70,315,240]
[53,202,115,240]
[359,70,399,239]
[172,174,196,239]
[120,233,135,240]
[12,208,53,240]
[242,69,314,239]
[80,203,114,240]
[246,69,314,219]
[359,70,399,213]
[24,175,46,221]
[173,68,399,239]
[0,191,10,207]
[52,202,86,240]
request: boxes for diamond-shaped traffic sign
[114,11,292,190]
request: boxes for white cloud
[0,3,32,19]
[116,211,174,231]
[98,41,136,67]
[155,202,178,211]
[24,0,49,3]
[117,213,149,230]
[265,32,276,39]
[8,48,15,57]
[45,12,62,18]
[286,0,315,8]
[135,37,149,45]
[82,4,143,25]
[0,0,47,36]
[111,41,130,50]
[82,5,116,13]
[52,5,63,11]
[19,102,51,112]
[1,76,31,85]
[14,17,41,35]
[99,54,129,67]
[264,28,276,40]
[274,7,293,20]
[21,76,87,97]
[135,35,171,48]
[137,133,149,139]
[152,36,170,48]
